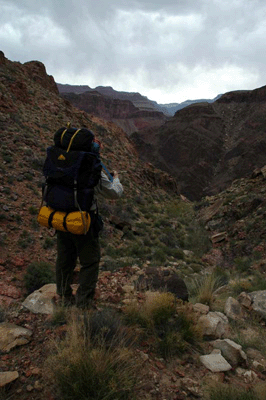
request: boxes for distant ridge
[159,94,222,115]
[57,83,221,116]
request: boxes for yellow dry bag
[38,206,91,235]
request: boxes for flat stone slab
[0,322,32,353]
[200,353,232,372]
[0,371,19,387]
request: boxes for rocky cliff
[60,89,167,135]
[132,86,266,200]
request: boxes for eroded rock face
[60,91,166,135]
[0,51,6,65]
[132,86,266,200]
[23,61,59,95]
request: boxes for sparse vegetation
[24,261,55,294]
[187,271,225,306]
[46,309,141,400]
[17,229,35,248]
[124,292,202,358]
[206,383,262,400]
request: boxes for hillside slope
[2,53,266,400]
[0,51,177,269]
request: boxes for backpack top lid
[54,127,95,152]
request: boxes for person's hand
[112,170,119,179]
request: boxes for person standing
[55,169,123,308]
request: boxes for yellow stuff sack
[37,206,91,235]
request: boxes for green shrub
[234,256,252,273]
[43,237,56,249]
[18,230,34,248]
[29,206,38,215]
[24,261,55,294]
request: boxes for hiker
[38,126,123,308]
[55,168,123,309]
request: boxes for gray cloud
[1,0,265,102]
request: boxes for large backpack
[38,126,102,234]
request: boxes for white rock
[200,353,232,372]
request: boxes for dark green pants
[56,230,101,308]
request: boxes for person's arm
[95,170,123,199]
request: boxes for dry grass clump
[46,308,141,400]
[124,292,202,358]
[124,291,176,329]
[206,382,265,400]
[187,271,225,306]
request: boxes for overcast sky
[1,0,266,104]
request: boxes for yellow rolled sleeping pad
[38,206,91,235]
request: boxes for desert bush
[184,222,211,257]
[24,261,55,294]
[234,256,252,273]
[46,309,141,400]
[159,303,202,358]
[124,294,201,358]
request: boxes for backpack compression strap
[60,128,82,152]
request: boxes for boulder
[22,283,57,314]
[212,338,247,366]
[224,296,244,320]
[198,311,230,339]
[0,322,32,352]
[249,290,266,319]
[238,292,252,309]
[136,268,189,301]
